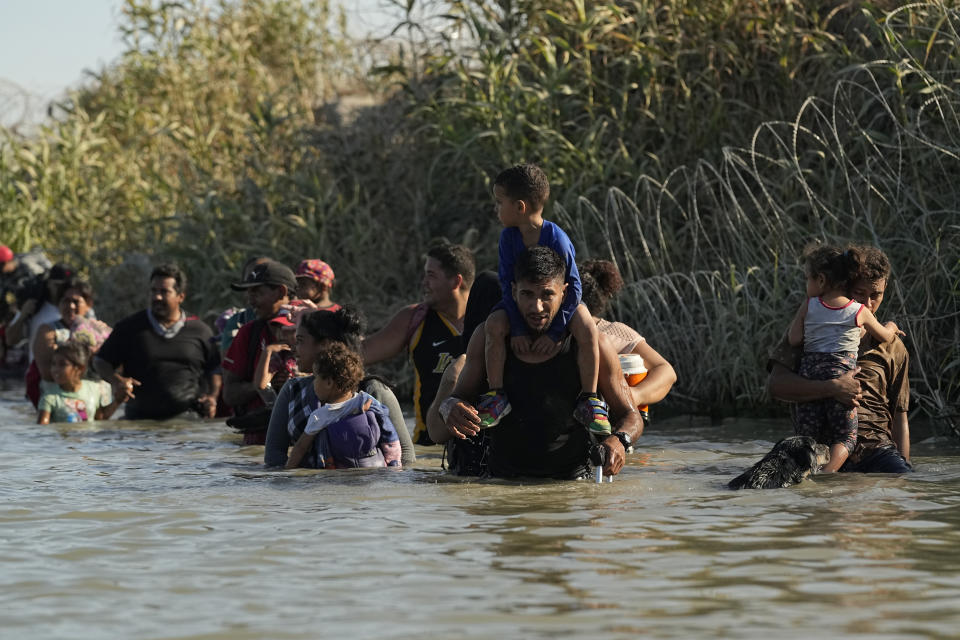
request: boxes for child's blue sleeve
[499,229,528,337]
[545,223,581,342]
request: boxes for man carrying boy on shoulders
[481,163,609,436]
[441,246,642,479]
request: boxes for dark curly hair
[514,246,565,285]
[801,242,868,291]
[580,259,624,316]
[313,341,364,394]
[299,305,366,354]
[495,163,551,211]
[854,244,892,284]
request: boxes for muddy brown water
[2,390,959,639]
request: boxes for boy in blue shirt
[479,163,610,435]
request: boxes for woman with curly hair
[580,259,676,422]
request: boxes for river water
[2,389,959,640]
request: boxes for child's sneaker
[476,389,511,428]
[575,393,612,435]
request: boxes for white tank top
[804,297,863,353]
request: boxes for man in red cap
[295,259,340,312]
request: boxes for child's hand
[884,320,906,337]
[530,335,560,355]
[511,335,532,356]
[263,342,288,354]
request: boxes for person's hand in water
[601,435,625,475]
[444,399,482,439]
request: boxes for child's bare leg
[822,443,850,473]
[484,309,509,390]
[569,304,609,434]
[568,304,599,394]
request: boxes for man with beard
[94,264,220,420]
[440,246,642,479]
[362,242,474,445]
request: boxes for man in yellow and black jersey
[362,242,474,445]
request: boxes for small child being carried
[478,163,610,436]
[37,340,119,424]
[787,243,900,472]
[253,306,303,405]
[286,342,401,469]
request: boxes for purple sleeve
[499,229,527,337]
[544,222,581,342]
[371,400,401,467]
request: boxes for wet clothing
[840,446,912,473]
[407,304,463,445]
[221,319,273,443]
[303,391,401,468]
[768,333,912,472]
[794,297,865,451]
[264,375,415,468]
[486,337,592,479]
[26,318,72,408]
[498,220,581,342]
[795,351,859,452]
[97,309,219,420]
[38,380,108,423]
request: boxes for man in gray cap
[221,259,298,443]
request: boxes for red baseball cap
[268,307,296,327]
[0,245,13,263]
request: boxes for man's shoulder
[112,309,151,333]
[182,315,213,338]
[232,318,263,341]
[859,335,909,370]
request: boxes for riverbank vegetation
[1,0,958,429]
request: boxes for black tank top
[408,306,463,444]
[487,337,591,479]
